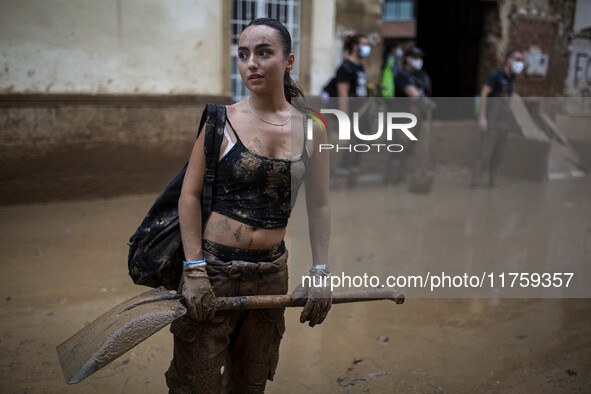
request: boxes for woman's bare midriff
[202,211,286,250]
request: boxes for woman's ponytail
[284,71,304,103]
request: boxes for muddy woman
[165,18,332,393]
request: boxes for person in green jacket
[380,41,403,97]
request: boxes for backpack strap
[201,104,226,227]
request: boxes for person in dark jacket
[333,34,371,182]
[472,49,524,187]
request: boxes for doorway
[416,0,484,117]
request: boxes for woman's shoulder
[225,100,248,114]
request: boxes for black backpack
[322,77,337,97]
[127,104,226,290]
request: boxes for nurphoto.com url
[301,272,574,292]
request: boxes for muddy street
[0,171,590,393]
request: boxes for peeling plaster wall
[566,36,591,96]
[0,1,232,205]
[0,0,224,94]
[478,0,577,97]
[566,0,591,97]
[334,0,383,86]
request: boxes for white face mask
[409,57,423,71]
[511,60,524,74]
[359,45,371,58]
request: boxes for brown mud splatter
[234,151,262,183]
[233,225,242,242]
[0,172,590,392]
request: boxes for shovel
[57,286,404,384]
[408,102,435,194]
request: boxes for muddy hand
[293,270,332,327]
[179,264,217,321]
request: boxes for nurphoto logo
[304,107,418,153]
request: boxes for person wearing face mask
[395,46,431,98]
[333,34,370,182]
[386,46,432,184]
[336,34,370,99]
[380,41,403,97]
[472,49,524,187]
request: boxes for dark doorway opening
[416,0,484,117]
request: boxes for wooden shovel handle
[214,287,404,311]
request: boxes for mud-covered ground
[1,171,590,393]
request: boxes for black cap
[405,46,425,57]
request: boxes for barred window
[383,0,415,21]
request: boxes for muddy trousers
[472,125,509,186]
[166,241,288,394]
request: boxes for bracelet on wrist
[309,264,331,276]
[183,259,206,267]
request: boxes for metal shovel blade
[408,103,434,194]
[56,286,186,384]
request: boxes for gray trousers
[472,124,509,185]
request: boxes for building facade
[0,0,588,204]
[0,0,337,204]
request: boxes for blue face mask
[395,48,403,58]
[359,45,371,58]
[409,57,423,71]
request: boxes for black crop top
[210,120,309,229]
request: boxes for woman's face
[238,25,294,95]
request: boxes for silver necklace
[247,97,292,126]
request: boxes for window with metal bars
[230,0,300,102]
[383,0,415,21]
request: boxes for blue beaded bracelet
[183,259,206,267]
